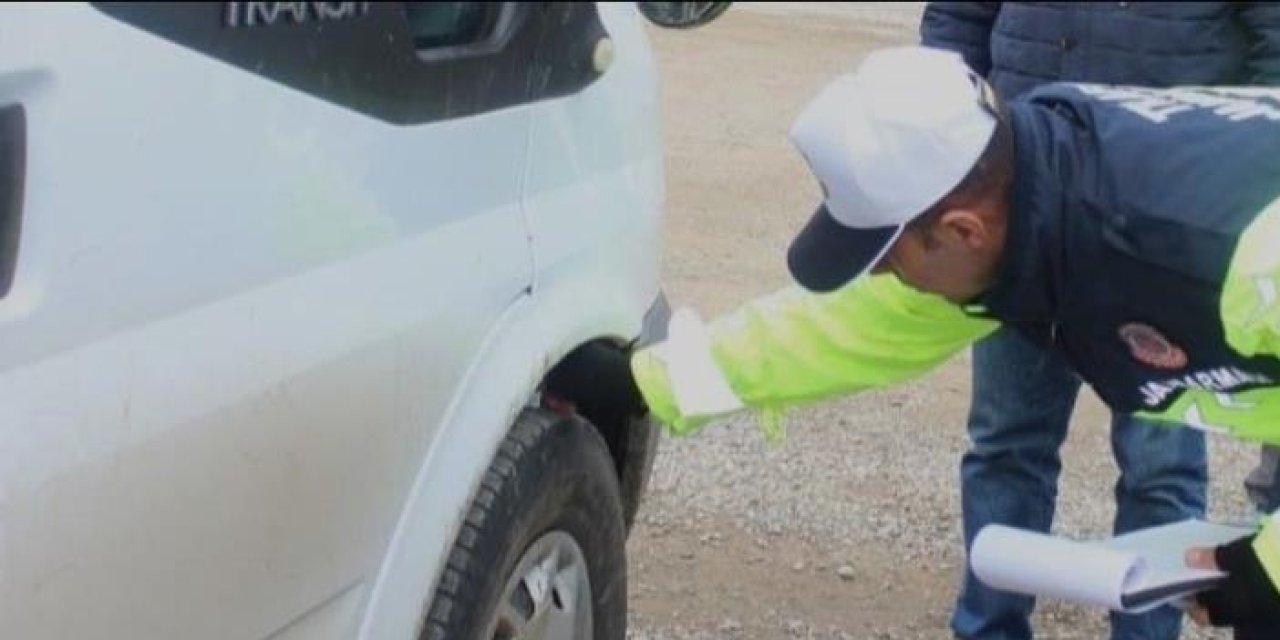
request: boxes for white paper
[972,525,1137,610]
[971,520,1250,613]
[1105,520,1250,611]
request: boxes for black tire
[421,408,627,640]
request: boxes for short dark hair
[907,100,1015,241]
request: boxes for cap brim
[787,204,904,293]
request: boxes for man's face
[871,208,1006,303]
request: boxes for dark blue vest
[975,84,1280,413]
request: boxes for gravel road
[626,7,1256,639]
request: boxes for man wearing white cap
[623,46,1280,631]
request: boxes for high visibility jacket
[631,83,1280,591]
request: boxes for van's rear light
[0,104,25,299]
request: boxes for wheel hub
[487,530,593,640]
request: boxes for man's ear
[937,209,990,249]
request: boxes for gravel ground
[627,7,1257,639]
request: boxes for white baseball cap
[786,46,999,293]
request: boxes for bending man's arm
[1191,196,1280,629]
[631,274,998,436]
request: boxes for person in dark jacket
[919,3,1280,639]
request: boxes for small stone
[837,565,856,581]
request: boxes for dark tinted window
[405,2,503,50]
[93,2,607,125]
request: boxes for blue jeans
[952,327,1208,640]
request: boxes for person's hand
[1185,546,1221,626]
[1185,534,1280,628]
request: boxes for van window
[93,2,607,125]
[405,2,504,50]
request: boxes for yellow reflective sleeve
[1254,514,1280,598]
[1222,195,1280,358]
[632,274,997,437]
[630,346,717,436]
[1138,388,1280,445]
[1153,195,1280,443]
[708,274,997,407]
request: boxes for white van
[0,2,725,638]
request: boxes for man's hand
[1186,534,1280,628]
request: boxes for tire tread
[422,408,620,638]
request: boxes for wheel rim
[486,530,593,640]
